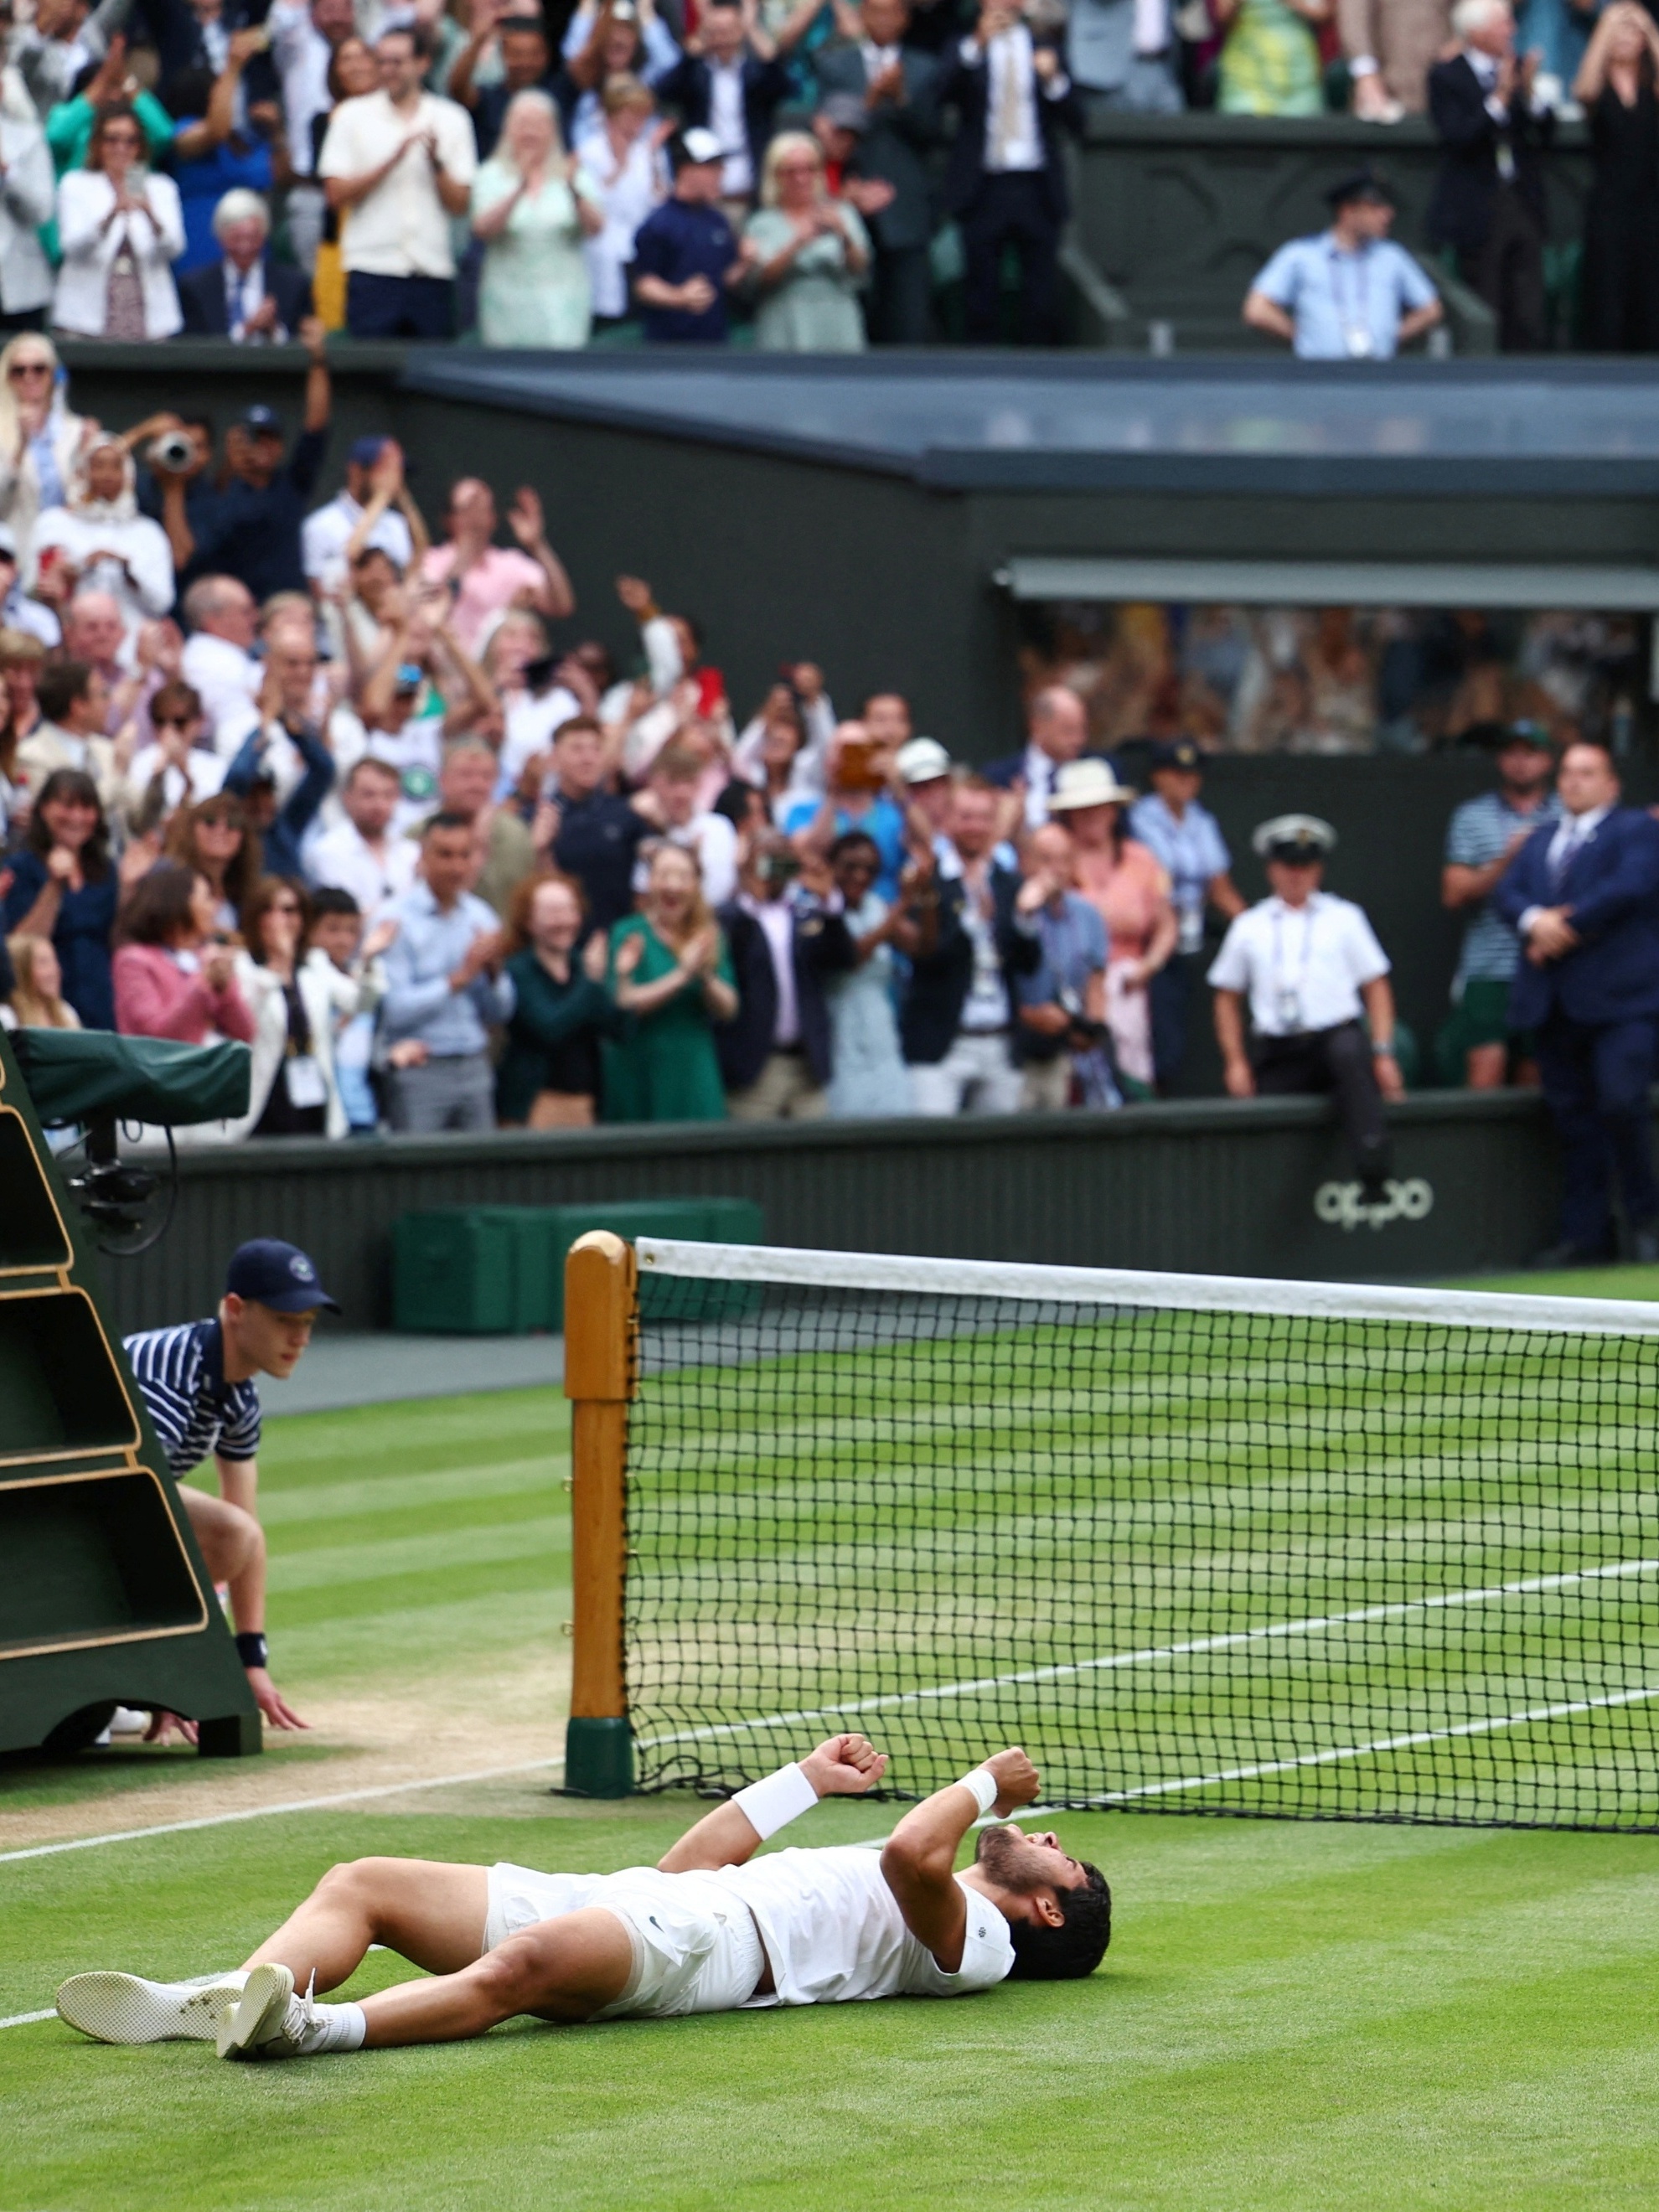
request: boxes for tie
[991,35,1023,166]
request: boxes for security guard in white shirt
[1207,815,1403,1194]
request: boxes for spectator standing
[1441,720,1558,1088]
[1208,814,1403,1192]
[1011,819,1113,1111]
[0,334,90,553]
[319,24,478,339]
[168,326,331,602]
[558,0,680,147]
[471,88,602,346]
[268,0,355,230]
[53,104,185,339]
[576,73,668,324]
[419,478,574,658]
[222,626,337,881]
[744,130,870,349]
[1574,3,1659,354]
[814,0,939,343]
[302,435,421,600]
[630,126,743,341]
[1243,169,1444,359]
[28,435,173,632]
[822,825,915,1116]
[1067,0,1183,113]
[112,858,254,1043]
[1128,736,1245,1090]
[544,712,653,931]
[302,886,391,1135]
[1426,0,1553,352]
[0,96,57,333]
[6,929,81,1027]
[3,767,117,1028]
[1050,757,1176,1096]
[0,539,57,649]
[429,736,535,918]
[1215,0,1331,114]
[602,840,736,1121]
[178,188,314,339]
[1337,0,1450,116]
[985,682,1090,829]
[380,811,513,1132]
[716,831,851,1119]
[1492,740,1659,1265]
[905,776,1038,1114]
[940,0,1084,345]
[308,753,418,912]
[497,869,629,1126]
[636,737,740,905]
[786,720,907,897]
[120,679,225,834]
[655,0,796,212]
[14,0,133,139]
[17,659,116,809]
[179,574,260,752]
[164,790,259,933]
[452,6,563,162]
[235,877,347,1140]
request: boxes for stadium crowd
[0,0,1632,348]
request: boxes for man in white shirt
[179,575,262,755]
[319,23,478,339]
[301,436,416,598]
[307,754,418,912]
[942,0,1083,343]
[636,741,739,907]
[57,1737,1111,2056]
[1208,813,1403,1195]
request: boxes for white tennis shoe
[56,1970,250,2044]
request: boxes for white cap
[897,736,952,784]
[679,126,725,166]
[1048,757,1135,811]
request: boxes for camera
[149,429,195,473]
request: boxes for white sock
[310,2001,367,2054]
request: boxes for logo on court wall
[1314,1178,1434,1233]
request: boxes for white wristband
[733,1761,819,1840]
[956,1766,999,1819]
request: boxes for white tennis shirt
[1207,891,1389,1037]
[710,1846,1016,2007]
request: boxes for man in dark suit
[983,681,1091,828]
[1492,738,1659,1265]
[815,0,939,343]
[655,0,798,214]
[717,834,855,1118]
[1425,0,1552,352]
[179,188,312,339]
[940,0,1083,344]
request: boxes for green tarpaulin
[13,1032,251,1126]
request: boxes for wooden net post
[563,1230,638,1796]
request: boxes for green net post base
[564,1717,635,1796]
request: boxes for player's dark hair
[1005,1863,1111,1982]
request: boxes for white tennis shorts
[483,1863,765,2020]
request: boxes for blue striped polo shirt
[123,1318,261,1479]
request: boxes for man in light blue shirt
[1243,168,1443,360]
[380,811,514,1132]
[1128,738,1244,1091]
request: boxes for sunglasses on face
[8,362,49,379]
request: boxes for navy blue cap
[1150,737,1204,773]
[225,1238,341,1314]
[348,435,388,468]
[238,403,282,438]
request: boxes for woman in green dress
[602,844,738,1123]
[470,90,603,348]
[742,131,870,354]
[1215,0,1331,115]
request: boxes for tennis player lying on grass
[58,1737,1110,2060]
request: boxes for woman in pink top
[1050,759,1177,1095]
[113,861,256,1045]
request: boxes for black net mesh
[623,1268,1659,1827]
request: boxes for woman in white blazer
[220,881,391,1143]
[53,105,184,341]
[0,333,95,549]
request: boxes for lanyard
[1328,242,1372,356]
[1269,898,1317,1026]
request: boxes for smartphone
[836,736,886,793]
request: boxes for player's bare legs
[355,1910,635,2046]
[243,1859,490,1989]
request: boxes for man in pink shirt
[419,479,574,657]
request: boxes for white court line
[635,1558,1659,1753]
[0,1756,564,1867]
[0,2008,55,2028]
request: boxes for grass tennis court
[6,1377,1659,2209]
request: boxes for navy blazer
[814,44,940,251]
[654,53,793,175]
[938,39,1083,224]
[899,866,1041,1065]
[1425,53,1552,254]
[1492,805,1659,1028]
[178,253,313,339]
[715,897,854,1092]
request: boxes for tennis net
[620,1238,1659,1827]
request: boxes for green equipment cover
[13,1031,251,1126]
